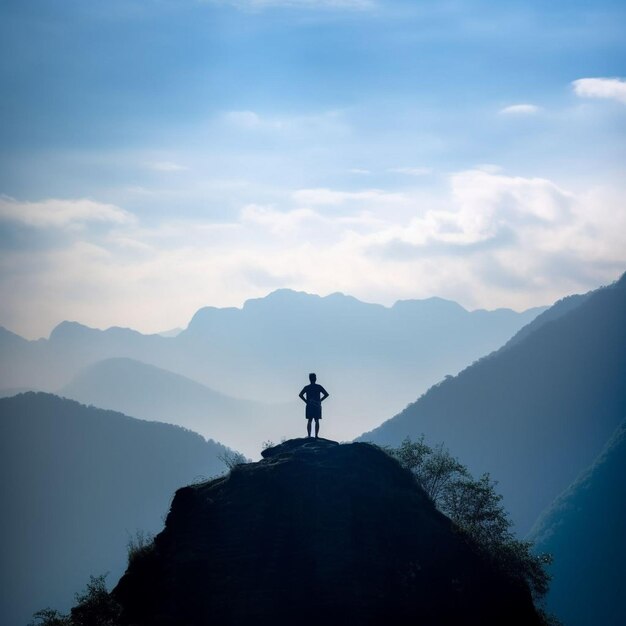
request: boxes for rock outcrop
[114,438,541,625]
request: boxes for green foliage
[70,575,121,626]
[391,436,470,504]
[30,575,121,626]
[29,608,71,626]
[218,449,248,470]
[388,437,553,602]
[126,529,155,566]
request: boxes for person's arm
[299,387,308,404]
[320,386,329,402]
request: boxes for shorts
[306,403,322,420]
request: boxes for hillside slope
[0,393,231,626]
[361,273,626,533]
[59,358,298,456]
[529,419,626,626]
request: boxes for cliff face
[114,438,541,626]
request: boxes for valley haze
[1,288,545,455]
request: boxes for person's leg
[315,419,320,438]
[307,419,312,437]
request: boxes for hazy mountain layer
[60,358,300,457]
[529,419,626,626]
[0,289,544,446]
[361,274,626,533]
[0,393,231,626]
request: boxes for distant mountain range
[529,419,626,626]
[59,358,299,457]
[0,289,544,450]
[0,392,232,626]
[361,273,626,534]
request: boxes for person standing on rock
[299,373,329,438]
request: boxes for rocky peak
[113,438,541,625]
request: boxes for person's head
[309,372,317,383]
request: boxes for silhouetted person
[299,373,329,438]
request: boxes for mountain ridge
[360,272,626,533]
[2,289,545,342]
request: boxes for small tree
[70,575,121,626]
[443,473,510,545]
[30,575,121,626]
[443,472,552,598]
[387,437,552,602]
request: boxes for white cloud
[353,172,624,309]
[499,104,540,115]
[367,170,573,252]
[0,196,135,229]
[572,78,626,104]
[349,168,371,175]
[449,169,572,229]
[388,167,433,176]
[145,161,188,172]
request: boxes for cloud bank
[1,170,624,338]
[0,196,135,229]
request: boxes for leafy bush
[387,437,553,601]
[29,575,121,626]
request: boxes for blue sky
[1,0,625,337]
